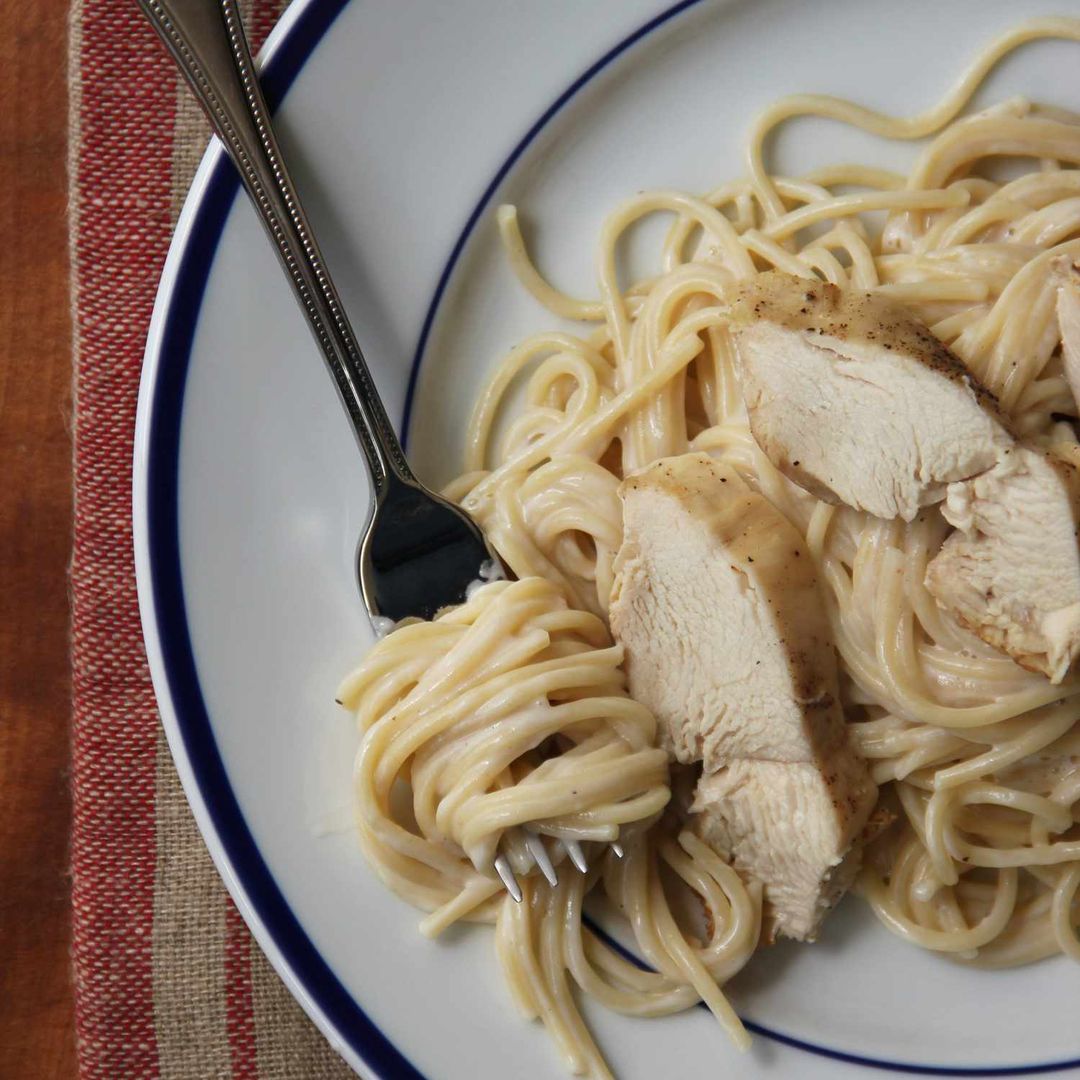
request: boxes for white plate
[134,1,1080,1076]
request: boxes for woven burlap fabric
[69,1,354,1075]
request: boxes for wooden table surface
[0,0,79,1075]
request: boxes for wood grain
[0,0,78,1075]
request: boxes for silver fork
[138,0,620,897]
[494,833,623,902]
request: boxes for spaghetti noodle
[340,18,1080,1076]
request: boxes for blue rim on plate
[141,0,1080,1075]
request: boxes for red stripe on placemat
[248,2,280,54]
[71,2,292,1075]
[69,2,179,1076]
[225,902,259,1077]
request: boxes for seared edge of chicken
[728,271,1012,521]
[926,444,1080,683]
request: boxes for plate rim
[132,1,1080,1076]
[132,3,414,1077]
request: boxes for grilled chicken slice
[609,452,876,940]
[926,445,1080,683]
[729,271,1012,521]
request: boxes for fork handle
[138,0,412,493]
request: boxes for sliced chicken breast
[609,452,876,939]
[925,444,1080,683]
[729,271,1012,521]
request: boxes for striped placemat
[68,1,353,1075]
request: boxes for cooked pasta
[339,577,760,1077]
[341,17,1080,1076]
